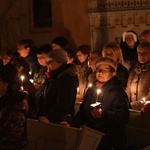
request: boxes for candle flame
[29,79,34,83]
[88,83,92,87]
[97,89,101,95]
[77,87,79,92]
[20,75,25,81]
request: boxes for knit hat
[47,49,67,64]
[95,57,117,71]
[52,36,68,48]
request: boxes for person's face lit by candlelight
[17,45,30,58]
[137,47,150,64]
[37,53,48,66]
[96,64,115,83]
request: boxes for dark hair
[91,50,102,57]
[10,91,28,106]
[65,48,76,59]
[37,44,52,54]
[52,36,68,48]
[0,63,18,86]
[11,57,31,78]
[76,45,91,56]
[18,39,37,53]
[18,39,35,48]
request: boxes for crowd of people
[0,29,150,149]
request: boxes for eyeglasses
[96,68,111,73]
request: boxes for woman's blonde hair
[102,42,124,65]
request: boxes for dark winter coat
[0,90,28,149]
[117,64,129,89]
[74,76,130,149]
[37,64,79,123]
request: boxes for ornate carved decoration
[89,11,150,28]
[88,0,150,28]
[88,0,150,12]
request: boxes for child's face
[137,48,150,64]
[37,53,47,66]
[17,45,30,58]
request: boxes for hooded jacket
[37,63,79,123]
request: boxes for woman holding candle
[68,57,130,150]
[126,41,150,110]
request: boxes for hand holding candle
[90,88,101,107]
[140,97,150,105]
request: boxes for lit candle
[20,75,25,91]
[140,97,150,105]
[77,87,79,94]
[29,79,34,83]
[140,97,146,103]
[90,89,101,107]
[29,71,32,75]
[88,83,92,88]
[96,89,101,102]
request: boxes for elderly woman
[71,57,130,150]
[37,49,79,124]
[102,42,129,89]
[126,41,150,110]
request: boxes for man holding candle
[70,57,130,150]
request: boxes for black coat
[37,64,79,123]
[117,64,129,89]
[74,76,130,149]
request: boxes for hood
[58,63,78,78]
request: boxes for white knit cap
[95,57,117,71]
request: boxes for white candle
[140,97,146,103]
[29,79,34,83]
[20,75,25,91]
[90,88,101,107]
[96,89,101,102]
